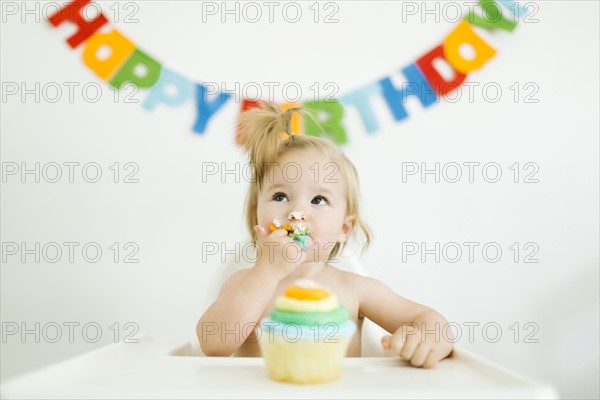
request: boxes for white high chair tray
[1,335,557,399]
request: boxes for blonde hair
[239,102,371,261]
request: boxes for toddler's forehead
[277,148,331,164]
[261,155,345,192]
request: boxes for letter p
[402,2,418,22]
[201,162,219,183]
[402,162,419,183]
[2,242,19,263]
[2,82,19,103]
[202,242,219,263]
[2,162,19,183]
[402,242,419,263]
[202,2,219,22]
[2,322,19,342]
[201,322,219,342]
[142,69,194,111]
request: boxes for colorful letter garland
[47,0,527,145]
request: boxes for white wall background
[1,1,598,398]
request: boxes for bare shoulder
[326,264,381,289]
[323,264,383,299]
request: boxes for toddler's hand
[253,225,310,280]
[381,323,451,368]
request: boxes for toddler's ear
[337,215,356,243]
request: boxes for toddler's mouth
[269,212,312,250]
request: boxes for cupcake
[258,279,357,384]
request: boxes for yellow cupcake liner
[259,335,353,384]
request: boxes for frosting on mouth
[269,211,312,250]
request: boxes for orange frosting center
[284,286,330,301]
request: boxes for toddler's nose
[287,211,306,221]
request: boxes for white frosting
[290,221,306,233]
[275,294,338,313]
[294,278,320,288]
[288,211,305,220]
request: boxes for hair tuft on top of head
[238,101,303,185]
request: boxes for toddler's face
[256,148,354,263]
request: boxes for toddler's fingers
[269,228,290,238]
[389,327,419,361]
[381,335,392,350]
[399,333,420,361]
[388,331,405,356]
[422,350,441,369]
[409,343,431,367]
[254,225,268,238]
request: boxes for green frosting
[270,306,349,326]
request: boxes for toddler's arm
[197,226,307,356]
[357,276,454,367]
[197,266,280,356]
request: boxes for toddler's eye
[273,192,288,202]
[311,195,328,205]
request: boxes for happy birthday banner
[47,0,529,144]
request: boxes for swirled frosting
[270,280,349,326]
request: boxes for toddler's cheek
[259,216,276,230]
[310,228,334,247]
